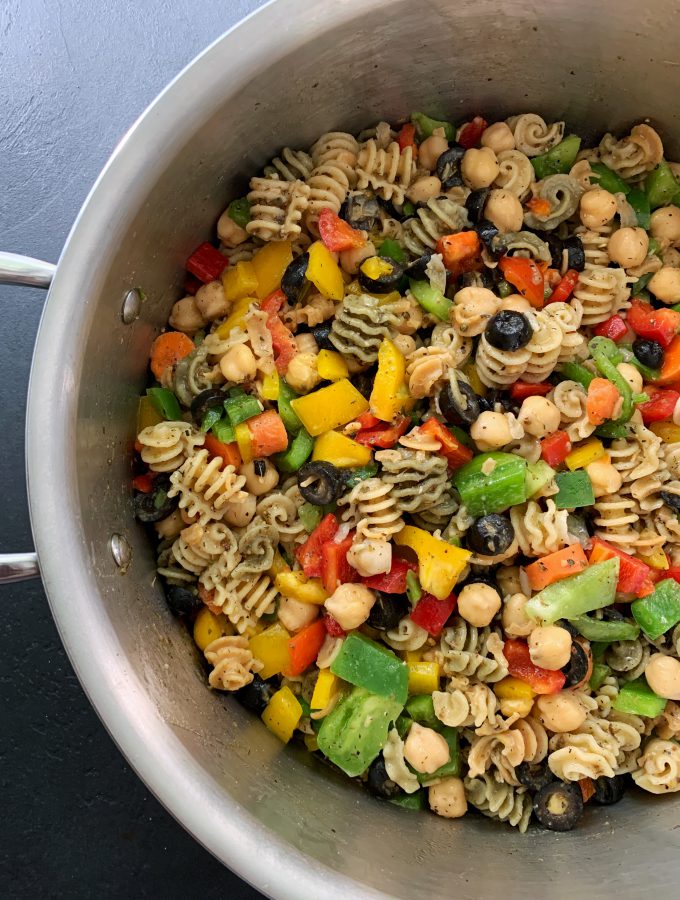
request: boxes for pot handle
[0,252,55,584]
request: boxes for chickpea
[457,583,502,627]
[324,583,376,631]
[482,121,515,154]
[607,227,649,268]
[403,723,451,774]
[340,239,375,275]
[496,565,522,598]
[461,147,500,190]
[417,128,449,171]
[518,396,561,438]
[649,266,680,304]
[470,411,513,450]
[586,458,623,498]
[428,777,468,819]
[277,596,319,633]
[154,509,184,540]
[528,625,572,670]
[195,280,230,320]
[392,334,417,356]
[617,362,644,394]
[484,189,524,233]
[239,459,279,496]
[169,297,206,334]
[295,332,318,355]
[217,209,248,247]
[579,189,618,229]
[346,539,392,577]
[645,654,680,700]
[406,175,442,204]
[285,352,321,393]
[219,344,257,383]
[222,493,257,527]
[651,206,680,245]
[535,692,587,733]
[502,592,534,637]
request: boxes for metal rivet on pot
[121,288,143,324]
[110,533,132,572]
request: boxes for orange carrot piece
[203,433,242,469]
[526,198,552,217]
[525,543,589,591]
[655,334,680,384]
[247,410,289,458]
[579,777,595,803]
[586,377,620,425]
[150,331,195,381]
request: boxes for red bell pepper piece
[548,269,580,304]
[627,299,680,348]
[637,389,680,424]
[283,619,327,676]
[318,208,366,252]
[355,416,410,449]
[362,557,418,593]
[457,116,488,149]
[321,532,358,593]
[184,274,203,296]
[504,638,566,694]
[186,242,227,283]
[296,513,339,578]
[588,537,655,597]
[593,314,628,343]
[356,412,381,429]
[418,418,474,469]
[410,592,457,637]
[662,567,680,590]
[260,289,298,373]
[509,381,552,401]
[498,255,545,308]
[436,231,482,278]
[397,122,417,151]
[132,471,155,493]
[323,614,346,637]
[540,430,572,467]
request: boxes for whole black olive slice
[592,774,627,805]
[633,338,664,370]
[436,144,465,189]
[368,592,410,631]
[281,252,310,303]
[340,191,381,231]
[561,638,592,688]
[190,388,228,424]
[165,583,202,616]
[533,781,584,831]
[405,251,434,282]
[312,322,336,351]
[358,256,404,294]
[367,754,402,799]
[439,378,481,426]
[466,514,515,556]
[661,490,680,513]
[563,235,586,272]
[546,233,564,269]
[234,674,276,714]
[466,188,491,224]
[516,761,554,793]
[297,461,345,505]
[133,480,178,523]
[476,218,500,254]
[485,310,533,351]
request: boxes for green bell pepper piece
[631,578,680,640]
[591,641,609,662]
[379,238,407,264]
[410,112,455,141]
[594,422,629,440]
[568,614,640,643]
[646,161,680,209]
[452,452,527,517]
[589,662,611,691]
[212,418,236,444]
[201,407,223,433]
[525,460,556,499]
[559,361,595,389]
[277,379,302,434]
[409,280,453,322]
[331,633,409,705]
[554,470,595,510]
[395,713,413,740]
[227,197,252,228]
[449,425,474,448]
[343,461,379,489]
[648,237,662,257]
[405,694,440,730]
[402,201,416,218]
[497,279,513,298]
[531,135,581,179]
[590,162,631,195]
[146,387,181,421]
[274,428,314,474]
[224,393,262,426]
[589,336,634,423]
[416,727,461,782]
[627,188,651,230]
[613,678,667,717]
[299,501,322,533]
[406,570,422,605]
[390,790,427,810]
[317,687,403,777]
[525,557,620,624]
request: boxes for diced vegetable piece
[627,299,680,348]
[363,557,418,594]
[311,670,339,712]
[146,386,182,421]
[312,430,372,468]
[646,160,680,209]
[627,188,652,230]
[419,418,474,470]
[260,289,299,374]
[586,377,620,425]
[261,369,280,401]
[354,415,410,448]
[247,410,289,457]
[407,661,441,695]
[132,472,155,493]
[317,686,404,777]
[458,116,488,148]
[554,470,595,509]
[306,240,345,300]
[408,279,453,321]
[390,791,427,810]
[321,533,357,593]
[591,162,630,196]
[637,389,680,425]
[296,513,339,577]
[525,460,556,498]
[650,421,680,442]
[531,135,581,179]
[540,430,572,467]
[409,593,457,636]
[394,526,470,600]
[277,379,303,433]
[494,676,536,702]
[342,461,379,489]
[370,339,408,421]
[593,314,629,343]
[565,439,606,471]
[137,395,164,432]
[316,349,349,381]
[299,501,322,533]
[405,694,440,728]
[631,578,680,639]
[406,570,422,604]
[249,623,292,679]
[397,122,417,151]
[330,633,409,704]
[589,537,655,597]
[509,381,552,401]
[262,685,303,743]
[222,260,259,302]
[498,255,544,308]
[559,361,596,390]
[318,208,366,252]
[193,607,228,651]
[149,332,195,381]
[186,242,227,283]
[275,570,329,605]
[378,238,407,264]
[525,558,620,624]
[274,428,314,473]
[525,544,589,591]
[251,241,293,299]
[654,334,680,384]
[504,639,566,694]
[224,392,262,426]
[290,379,369,436]
[203,433,242,469]
[283,619,327,677]
[216,296,252,338]
[411,112,455,141]
[417,727,461,782]
[452,452,528,517]
[589,663,611,691]
[436,231,482,279]
[212,418,235,445]
[613,678,667,717]
[568,614,640,643]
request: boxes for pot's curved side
[27,0,680,897]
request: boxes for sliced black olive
[281,252,310,303]
[561,639,591,688]
[533,781,584,832]
[298,461,345,505]
[340,191,381,231]
[367,754,402,799]
[233,674,276,714]
[485,310,533,351]
[190,388,227,424]
[592,774,627,805]
[466,514,515,556]
[405,251,434,282]
[633,338,664,370]
[439,379,481,426]
[358,256,404,294]
[436,144,465,189]
[465,188,491,224]
[476,218,500,254]
[164,583,201,616]
[458,571,499,592]
[377,196,405,221]
[546,233,564,269]
[602,607,625,622]
[352,366,378,399]
[661,490,680,513]
[516,761,554,793]
[558,620,580,638]
[311,322,335,351]
[479,388,516,414]
[563,235,585,272]
[461,268,496,290]
[133,479,177,523]
[368,592,410,631]
[253,459,267,478]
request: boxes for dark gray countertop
[0,2,265,896]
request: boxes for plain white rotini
[549,379,597,442]
[522,309,564,382]
[507,113,565,157]
[170,522,236,575]
[598,124,664,181]
[475,332,531,388]
[493,149,535,200]
[310,131,359,187]
[338,477,404,541]
[592,493,640,549]
[167,450,248,525]
[264,147,314,182]
[383,616,430,652]
[137,421,205,473]
[204,635,263,691]
[575,222,614,268]
[464,774,533,832]
[305,163,350,228]
[200,567,278,634]
[356,139,415,204]
[256,479,307,545]
[546,300,586,363]
[633,738,680,793]
[510,500,571,557]
[246,177,310,241]
[383,728,420,793]
[573,265,631,325]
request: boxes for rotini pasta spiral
[170,522,236,575]
[402,197,470,256]
[507,113,565,157]
[264,147,314,182]
[523,175,583,231]
[310,131,359,187]
[200,563,278,634]
[232,517,279,577]
[475,332,531,388]
[356,139,415,204]
[168,450,248,525]
[375,447,449,515]
[522,309,563,382]
[599,124,664,181]
[246,177,310,241]
[438,618,508,683]
[339,476,404,541]
[464,774,533,832]
[137,421,205,472]
[329,293,399,364]
[575,222,613,268]
[574,265,631,325]
[493,149,535,200]
[204,636,263,691]
[383,616,429,652]
[633,739,680,793]
[510,500,571,556]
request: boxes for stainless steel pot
[2,0,680,895]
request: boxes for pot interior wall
[42,0,680,896]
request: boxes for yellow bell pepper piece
[316,349,349,381]
[311,670,339,710]
[650,421,680,442]
[216,296,253,338]
[304,733,319,752]
[290,379,369,436]
[269,550,290,579]
[222,260,258,302]
[312,430,372,468]
[251,241,293,299]
[494,676,536,701]
[261,685,302,743]
[394,526,471,600]
[370,339,407,422]
[462,360,486,397]
[407,661,440,695]
[136,395,163,432]
[306,240,345,301]
[275,570,329,605]
[249,623,291,679]
[638,547,669,570]
[261,369,281,401]
[405,650,423,664]
[235,421,253,463]
[193,607,230,652]
[565,438,606,471]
